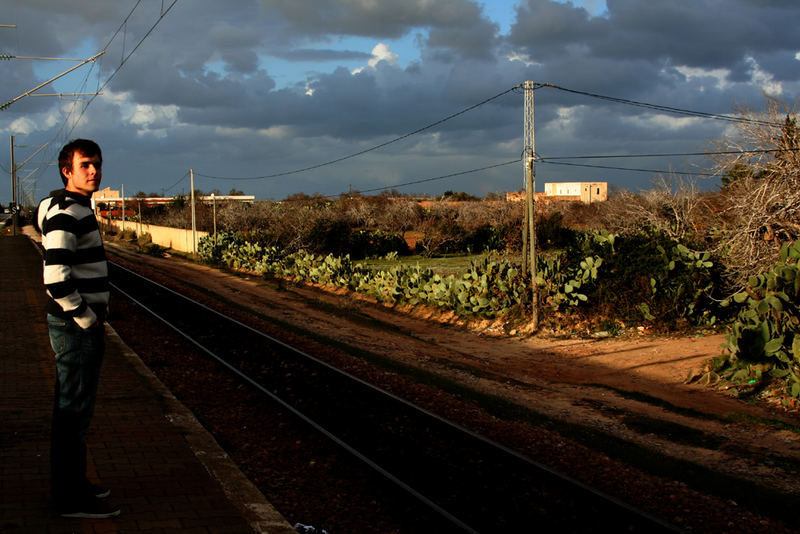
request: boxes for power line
[163,170,190,194]
[542,83,782,127]
[535,147,799,178]
[196,81,788,187]
[541,147,800,161]
[539,159,718,177]
[195,85,523,181]
[350,159,521,195]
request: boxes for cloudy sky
[1,0,799,204]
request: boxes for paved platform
[0,232,296,533]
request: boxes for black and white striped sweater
[36,189,109,329]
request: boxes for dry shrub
[454,200,522,231]
[589,175,713,243]
[375,200,424,236]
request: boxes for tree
[774,114,800,170]
[709,96,800,286]
[720,163,755,187]
[441,190,478,201]
[171,195,186,209]
[284,192,311,202]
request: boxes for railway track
[108,259,686,533]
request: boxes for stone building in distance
[506,182,607,204]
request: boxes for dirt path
[106,243,800,504]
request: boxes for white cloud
[674,65,731,91]
[129,103,178,128]
[551,106,586,132]
[745,56,782,96]
[506,51,540,67]
[104,89,179,138]
[624,113,700,131]
[352,43,398,74]
[213,125,291,139]
[539,106,587,143]
[7,117,39,136]
[676,58,782,96]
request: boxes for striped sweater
[36,189,109,329]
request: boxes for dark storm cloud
[266,0,490,37]
[509,0,800,73]
[265,0,500,58]
[276,48,373,61]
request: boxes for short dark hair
[58,139,102,186]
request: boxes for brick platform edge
[107,327,296,534]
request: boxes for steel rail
[108,258,687,534]
[109,261,479,533]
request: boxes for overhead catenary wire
[101,0,144,52]
[66,0,180,136]
[24,0,181,189]
[33,0,143,144]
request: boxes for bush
[712,240,800,399]
[417,218,467,256]
[119,229,136,241]
[306,218,352,256]
[143,243,168,257]
[137,232,152,247]
[348,230,410,259]
[536,211,577,249]
[549,228,724,328]
[198,231,246,264]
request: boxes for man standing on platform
[35,139,120,519]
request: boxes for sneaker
[59,497,120,519]
[88,482,111,499]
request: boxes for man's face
[64,151,102,197]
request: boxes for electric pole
[522,81,538,329]
[190,169,196,254]
[10,135,17,235]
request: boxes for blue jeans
[47,314,105,506]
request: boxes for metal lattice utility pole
[522,81,538,329]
